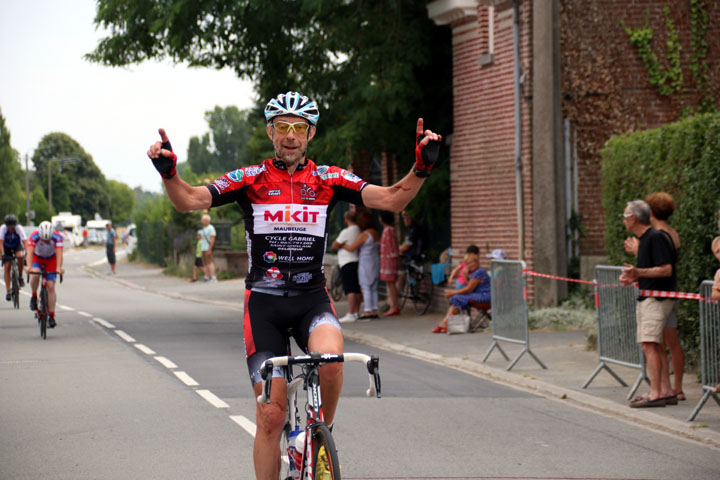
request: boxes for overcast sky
[0,0,255,193]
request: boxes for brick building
[427,0,719,305]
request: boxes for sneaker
[48,315,56,328]
[338,312,359,324]
[30,296,37,311]
[5,291,10,302]
[18,277,25,288]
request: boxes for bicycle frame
[4,252,21,309]
[258,344,380,480]
[28,268,62,339]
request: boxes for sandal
[674,391,686,401]
[629,396,666,408]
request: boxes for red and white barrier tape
[522,269,709,302]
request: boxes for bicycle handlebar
[257,352,381,404]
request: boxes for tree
[108,179,136,224]
[32,133,110,221]
[0,109,24,218]
[88,1,453,237]
[184,106,254,175]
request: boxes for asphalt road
[1,248,718,480]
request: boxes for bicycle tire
[412,270,433,316]
[311,423,340,480]
[330,267,343,302]
[398,272,409,311]
[11,264,20,309]
[279,423,292,480]
[39,288,48,339]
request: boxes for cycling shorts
[2,245,24,265]
[32,255,58,283]
[244,287,340,385]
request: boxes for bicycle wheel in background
[311,423,340,480]
[279,423,292,480]
[329,266,343,302]
[11,264,20,309]
[412,270,433,316]
[398,272,409,311]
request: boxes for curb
[342,329,720,450]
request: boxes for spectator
[200,214,217,282]
[432,253,491,333]
[105,222,117,274]
[191,230,204,283]
[341,209,380,319]
[448,245,480,289]
[379,211,401,316]
[625,192,685,401]
[398,210,425,261]
[620,200,677,408]
[332,211,362,323]
[82,227,88,248]
[713,236,720,395]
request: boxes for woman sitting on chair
[432,253,490,333]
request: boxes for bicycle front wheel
[412,271,433,316]
[311,423,340,480]
[11,266,20,309]
[39,288,48,339]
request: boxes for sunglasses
[272,121,311,134]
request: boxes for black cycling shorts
[244,288,340,385]
[340,262,361,294]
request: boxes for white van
[85,219,109,245]
[51,212,83,247]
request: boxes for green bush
[601,112,720,366]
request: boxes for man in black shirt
[620,200,676,408]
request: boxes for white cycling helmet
[264,91,320,125]
[38,221,53,241]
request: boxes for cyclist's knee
[320,362,343,381]
[256,402,286,435]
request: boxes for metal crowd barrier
[689,280,720,421]
[582,265,647,400]
[482,259,546,371]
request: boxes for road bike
[258,332,381,480]
[398,254,433,315]
[4,252,21,309]
[28,268,62,339]
[328,264,343,302]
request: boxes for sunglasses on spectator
[272,121,311,134]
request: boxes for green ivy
[689,0,715,112]
[621,6,683,97]
[601,113,720,366]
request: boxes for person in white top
[332,210,362,322]
[200,214,217,282]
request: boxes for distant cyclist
[1,214,28,301]
[147,91,442,480]
[27,221,64,328]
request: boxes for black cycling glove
[151,138,177,179]
[413,133,441,178]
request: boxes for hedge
[601,112,720,365]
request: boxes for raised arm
[362,118,441,212]
[147,128,212,212]
[341,231,369,252]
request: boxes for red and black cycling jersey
[206,158,368,292]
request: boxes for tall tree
[0,109,24,217]
[32,133,110,221]
[88,0,453,236]
[185,106,254,174]
[108,179,136,224]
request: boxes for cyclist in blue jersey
[148,91,442,480]
[1,214,28,301]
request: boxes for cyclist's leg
[298,291,344,426]
[15,248,25,278]
[2,258,10,295]
[245,290,294,480]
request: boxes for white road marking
[174,371,199,386]
[154,356,178,369]
[134,344,156,355]
[58,305,75,311]
[196,389,230,408]
[230,415,257,437]
[92,317,115,329]
[77,311,92,317]
[115,330,136,343]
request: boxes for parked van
[51,212,83,247]
[85,219,109,245]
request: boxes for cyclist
[147,91,442,480]
[1,214,28,300]
[27,221,64,328]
